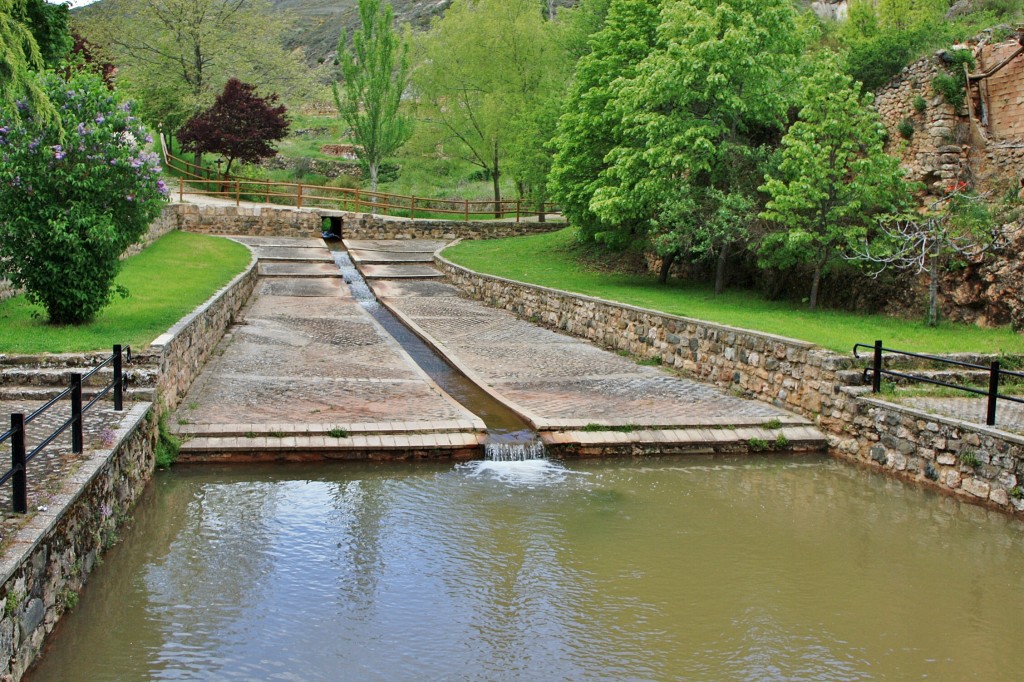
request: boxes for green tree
[22,0,71,66]
[0,0,55,125]
[759,53,913,311]
[334,0,411,192]
[413,0,566,213]
[548,0,663,247]
[591,0,802,288]
[0,69,168,324]
[77,0,312,135]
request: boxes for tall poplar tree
[334,0,411,192]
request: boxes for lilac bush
[0,68,167,324]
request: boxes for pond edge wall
[0,404,153,680]
[436,253,1024,516]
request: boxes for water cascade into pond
[330,247,546,461]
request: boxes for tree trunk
[658,251,678,284]
[809,265,822,311]
[492,147,502,219]
[928,240,940,327]
[369,161,379,194]
[714,242,730,296]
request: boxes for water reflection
[28,456,1024,681]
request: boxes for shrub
[933,49,976,110]
[898,118,915,139]
[912,94,927,113]
[845,30,922,92]
[0,69,167,324]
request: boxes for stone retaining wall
[833,394,1023,515]
[175,204,323,238]
[0,403,154,680]
[333,212,565,241]
[142,250,259,412]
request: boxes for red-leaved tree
[178,78,289,176]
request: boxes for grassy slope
[0,232,252,354]
[443,228,1024,355]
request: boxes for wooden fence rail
[160,136,557,223]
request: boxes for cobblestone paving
[379,280,802,429]
[348,249,434,263]
[345,239,448,253]
[897,395,1024,435]
[174,247,474,430]
[0,399,137,536]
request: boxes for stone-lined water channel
[28,456,1024,680]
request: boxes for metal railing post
[71,373,83,454]
[872,340,882,393]
[987,361,1000,426]
[113,344,124,411]
[11,414,27,513]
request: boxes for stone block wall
[832,395,1023,516]
[336,212,565,241]
[121,204,179,259]
[175,204,323,238]
[0,404,154,680]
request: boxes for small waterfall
[483,438,547,462]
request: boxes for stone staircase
[838,351,1020,390]
[0,354,159,403]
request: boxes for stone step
[841,367,1021,388]
[0,367,158,388]
[541,425,827,457]
[172,419,485,439]
[178,431,486,462]
[0,386,155,402]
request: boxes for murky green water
[27,456,1024,681]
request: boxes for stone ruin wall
[874,57,971,194]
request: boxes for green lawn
[442,228,1024,355]
[0,232,252,354]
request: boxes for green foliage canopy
[588,0,802,287]
[0,0,56,126]
[0,69,168,324]
[759,53,913,311]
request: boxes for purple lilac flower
[95,114,105,125]
[77,122,87,135]
[52,145,65,160]
[28,138,39,151]
[157,179,169,195]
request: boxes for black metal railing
[0,345,130,513]
[854,340,1024,426]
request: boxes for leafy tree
[548,0,663,247]
[178,78,289,178]
[759,53,913,311]
[0,68,168,324]
[590,0,802,288]
[334,0,411,192]
[77,0,312,134]
[0,0,55,125]
[413,0,567,213]
[21,0,71,66]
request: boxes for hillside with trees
[40,0,1024,325]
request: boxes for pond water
[28,455,1024,681]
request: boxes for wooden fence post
[410,195,416,220]
[297,183,303,209]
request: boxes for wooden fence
[160,137,556,222]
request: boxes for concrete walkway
[173,237,485,461]
[172,235,827,460]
